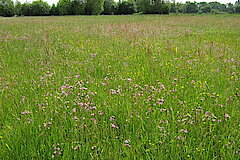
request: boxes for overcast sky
[14,0,238,6]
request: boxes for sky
[13,0,238,6]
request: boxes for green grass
[0,15,239,159]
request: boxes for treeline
[0,0,240,17]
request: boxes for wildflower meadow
[0,15,239,159]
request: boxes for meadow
[0,15,239,159]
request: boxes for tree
[235,5,240,14]
[85,0,104,15]
[30,0,50,16]
[49,4,59,15]
[226,3,234,14]
[170,2,177,13]
[14,0,22,16]
[185,1,198,13]
[209,2,226,12]
[0,0,15,17]
[57,0,72,15]
[200,5,211,13]
[175,2,186,13]
[116,1,135,14]
[71,0,86,15]
[102,0,116,15]
[136,0,170,14]
[21,2,31,16]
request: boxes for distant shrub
[136,0,170,14]
[102,0,116,15]
[116,1,135,15]
[235,5,240,14]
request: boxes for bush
[200,5,212,13]
[30,0,50,16]
[235,5,240,14]
[116,1,135,15]
[136,0,170,14]
[0,0,15,17]
[71,0,86,15]
[102,0,116,15]
[185,2,198,13]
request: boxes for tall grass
[0,15,239,159]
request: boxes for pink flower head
[110,123,119,129]
[124,140,131,143]
[73,116,78,120]
[180,129,188,133]
[75,75,80,78]
[54,148,61,151]
[224,113,230,118]
[91,146,97,150]
[110,116,115,121]
[72,108,77,113]
[158,126,164,131]
[127,78,132,82]
[124,144,131,148]
[21,110,31,114]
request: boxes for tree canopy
[0,0,240,17]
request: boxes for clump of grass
[0,15,239,159]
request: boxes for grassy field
[0,15,239,159]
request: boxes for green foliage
[0,0,14,17]
[85,0,104,15]
[102,0,116,15]
[49,4,59,15]
[199,5,211,14]
[136,0,170,14]
[185,1,198,13]
[0,0,240,17]
[116,1,135,15]
[170,3,177,13]
[235,5,240,13]
[209,2,226,12]
[71,0,86,15]
[30,0,50,16]
[14,0,22,16]
[20,2,31,16]
[174,2,186,13]
[57,0,72,15]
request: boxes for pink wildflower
[21,110,31,114]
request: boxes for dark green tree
[71,0,86,15]
[136,0,170,14]
[14,0,22,16]
[0,0,15,17]
[49,4,59,15]
[209,2,226,12]
[30,0,50,16]
[170,2,177,13]
[116,1,135,14]
[102,0,116,15]
[175,2,186,13]
[200,5,212,13]
[57,0,72,15]
[226,3,234,13]
[235,5,240,13]
[85,0,104,15]
[21,3,31,16]
[185,1,198,13]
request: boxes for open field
[0,15,239,159]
